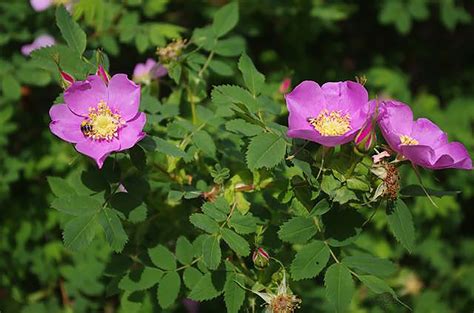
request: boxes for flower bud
[279,78,291,94]
[60,70,75,89]
[354,119,376,153]
[96,65,110,85]
[252,247,269,269]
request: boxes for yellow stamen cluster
[82,101,125,141]
[308,109,351,136]
[399,135,419,145]
[270,294,302,313]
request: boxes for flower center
[399,135,419,145]
[308,109,351,136]
[81,101,125,141]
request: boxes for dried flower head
[156,39,187,64]
[253,272,302,313]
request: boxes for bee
[80,121,93,136]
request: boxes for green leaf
[119,267,163,292]
[157,271,181,309]
[209,59,233,76]
[290,240,330,280]
[386,199,415,253]
[358,275,396,296]
[98,208,128,252]
[193,130,216,158]
[221,228,250,256]
[153,137,187,158]
[325,263,355,313]
[238,53,265,96]
[188,273,221,301]
[342,254,396,277]
[226,119,263,137]
[183,267,203,289]
[228,212,258,234]
[215,36,245,56]
[63,214,99,250]
[56,6,87,54]
[346,177,370,191]
[224,261,245,313]
[202,235,221,270]
[189,213,220,233]
[310,199,331,216]
[321,174,342,198]
[212,84,260,113]
[246,133,286,170]
[176,236,194,265]
[212,2,239,37]
[51,195,101,216]
[202,202,228,222]
[47,176,76,197]
[333,187,357,205]
[278,216,318,244]
[148,245,177,270]
[2,75,21,100]
[400,184,460,198]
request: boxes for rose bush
[1,1,474,313]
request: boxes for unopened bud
[252,247,269,269]
[96,65,110,85]
[354,119,376,154]
[279,78,291,94]
[60,70,75,89]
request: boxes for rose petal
[288,127,359,147]
[321,81,369,117]
[30,0,53,11]
[49,104,85,143]
[378,100,414,153]
[75,138,120,169]
[286,81,325,134]
[65,75,108,117]
[431,142,472,170]
[118,112,146,151]
[107,74,140,120]
[410,118,448,148]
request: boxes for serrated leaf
[224,262,245,313]
[119,267,163,292]
[358,275,396,296]
[56,6,87,54]
[188,273,222,301]
[325,263,355,313]
[215,36,245,56]
[47,176,76,197]
[63,214,99,250]
[310,199,331,216]
[2,75,21,100]
[190,213,220,233]
[278,216,318,244]
[176,236,194,265]
[212,2,239,37]
[291,240,330,280]
[149,245,177,270]
[246,133,286,170]
[98,208,128,252]
[183,267,203,289]
[238,53,265,96]
[386,199,415,253]
[202,202,228,222]
[193,130,216,158]
[229,212,258,234]
[209,59,233,76]
[342,254,396,277]
[153,137,187,157]
[226,119,263,137]
[221,228,250,256]
[211,84,260,113]
[202,235,221,270]
[157,271,181,309]
[51,195,101,216]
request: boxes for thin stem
[198,50,215,77]
[411,163,438,208]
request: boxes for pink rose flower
[377,100,472,170]
[30,0,73,12]
[133,59,167,84]
[286,80,373,147]
[21,34,55,56]
[49,74,146,168]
